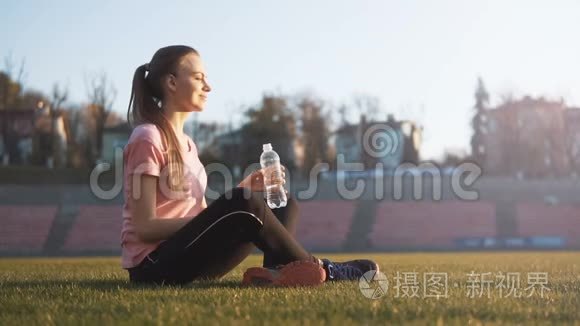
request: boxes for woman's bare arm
[130,174,191,243]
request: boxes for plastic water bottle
[260,143,287,209]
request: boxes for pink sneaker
[242,260,326,287]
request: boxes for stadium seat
[295,200,356,251]
[369,201,496,249]
[0,205,58,253]
[516,202,580,247]
[63,205,122,253]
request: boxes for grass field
[1,252,579,325]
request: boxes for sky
[1,0,579,160]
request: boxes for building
[333,115,422,170]
[35,106,72,168]
[564,108,580,175]
[478,96,575,178]
[0,108,36,165]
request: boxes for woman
[122,45,378,286]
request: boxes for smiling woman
[121,45,379,286]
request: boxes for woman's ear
[164,74,178,93]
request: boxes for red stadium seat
[516,202,580,247]
[63,205,122,252]
[295,200,356,250]
[369,201,496,249]
[0,205,57,253]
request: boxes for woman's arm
[130,174,190,243]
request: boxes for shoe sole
[242,260,326,287]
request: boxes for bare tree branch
[353,93,381,122]
[85,71,117,163]
[51,83,68,112]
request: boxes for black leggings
[128,187,312,285]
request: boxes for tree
[48,83,69,167]
[85,71,117,163]
[18,90,47,109]
[105,110,124,127]
[0,54,26,110]
[296,94,330,176]
[240,94,297,172]
[63,105,88,168]
[470,77,489,165]
[0,55,28,164]
[0,72,21,110]
[337,103,349,127]
[353,93,381,122]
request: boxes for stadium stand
[0,205,58,253]
[63,205,122,253]
[295,200,356,251]
[369,201,497,249]
[516,202,580,247]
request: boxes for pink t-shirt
[121,123,207,268]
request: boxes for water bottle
[260,143,287,208]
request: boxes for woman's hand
[237,165,286,192]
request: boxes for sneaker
[242,259,326,287]
[321,258,379,281]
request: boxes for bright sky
[2,0,579,159]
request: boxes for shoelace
[334,263,363,280]
[324,260,363,280]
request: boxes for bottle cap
[262,143,272,151]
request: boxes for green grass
[1,252,580,325]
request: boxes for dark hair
[127,45,199,190]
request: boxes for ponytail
[127,59,189,192]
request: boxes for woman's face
[165,53,211,112]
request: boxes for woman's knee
[222,187,265,216]
[286,196,298,209]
